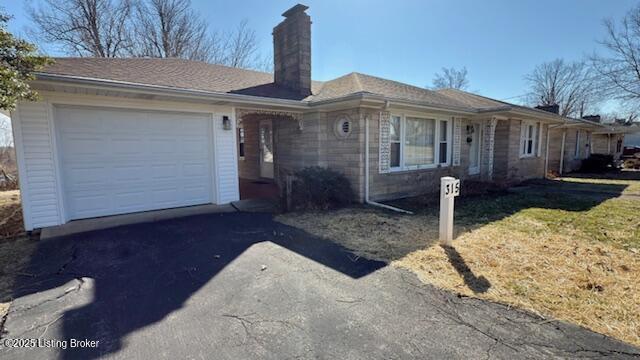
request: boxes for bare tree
[28,0,132,57]
[130,0,214,61]
[591,5,640,111]
[28,0,269,70]
[221,20,258,68]
[525,59,600,118]
[432,67,469,90]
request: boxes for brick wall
[238,117,260,179]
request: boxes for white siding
[13,101,61,230]
[214,112,240,203]
[14,93,241,230]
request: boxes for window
[520,120,539,157]
[238,127,245,159]
[616,138,623,153]
[405,117,435,167]
[387,114,450,171]
[585,132,591,157]
[439,120,449,164]
[389,115,401,168]
[574,130,581,159]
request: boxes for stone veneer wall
[547,127,564,175]
[493,120,510,179]
[591,133,611,154]
[272,109,365,200]
[367,111,472,202]
[491,119,547,182]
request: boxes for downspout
[607,134,611,154]
[364,113,413,214]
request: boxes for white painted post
[439,177,460,246]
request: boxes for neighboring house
[6,4,631,230]
[546,114,628,175]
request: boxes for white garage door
[56,106,214,220]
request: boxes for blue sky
[2,0,638,104]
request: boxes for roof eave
[33,73,309,110]
[348,93,477,115]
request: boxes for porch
[236,108,304,200]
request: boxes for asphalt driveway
[1,212,638,359]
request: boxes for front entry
[259,119,274,179]
[468,122,481,175]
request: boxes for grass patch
[277,179,640,347]
[559,171,640,195]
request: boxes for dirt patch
[0,190,34,315]
[277,191,640,347]
[0,191,25,239]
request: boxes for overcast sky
[3,0,639,108]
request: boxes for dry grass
[0,190,25,239]
[0,190,34,317]
[277,186,640,347]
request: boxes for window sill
[388,164,450,174]
[519,154,536,159]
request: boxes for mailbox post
[439,177,460,246]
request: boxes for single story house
[7,4,629,230]
[546,114,627,175]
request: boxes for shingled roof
[36,58,573,119]
[38,58,472,109]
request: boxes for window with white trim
[388,114,451,171]
[389,115,401,168]
[519,120,540,157]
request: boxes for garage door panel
[111,137,144,155]
[56,106,214,220]
[149,137,177,154]
[61,136,108,157]
[65,165,109,186]
[183,162,208,177]
[69,192,111,214]
[112,164,147,182]
[151,187,181,206]
[181,138,209,154]
[151,163,178,179]
[113,190,148,211]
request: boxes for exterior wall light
[222,115,232,130]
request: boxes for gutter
[364,113,413,215]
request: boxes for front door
[468,123,481,175]
[259,120,274,179]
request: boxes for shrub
[292,167,354,210]
[580,154,614,173]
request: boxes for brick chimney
[273,4,311,96]
[582,115,601,123]
[535,104,560,114]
